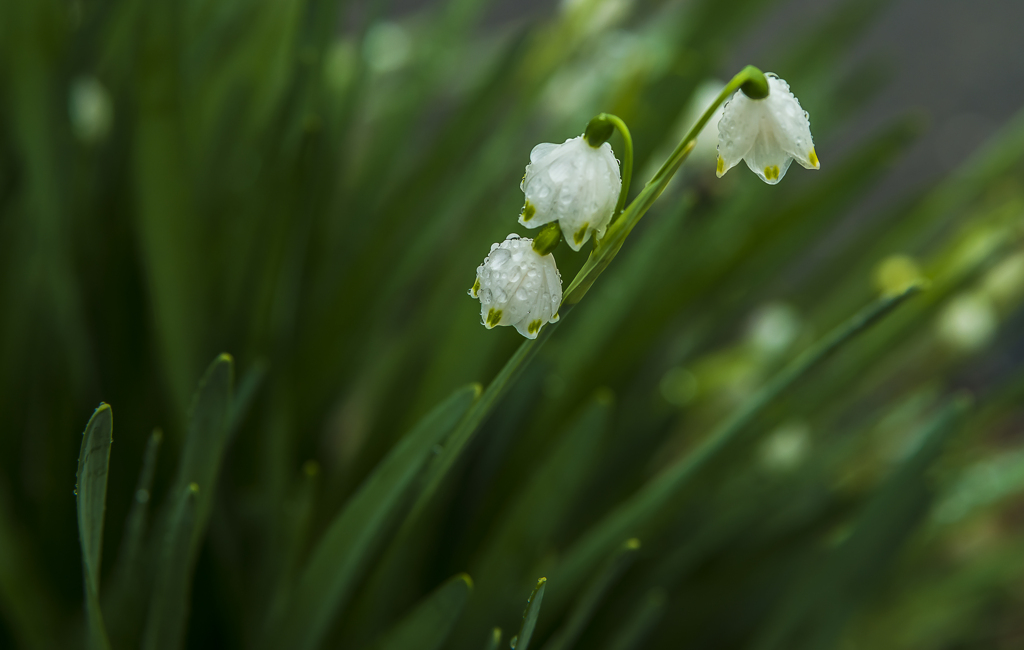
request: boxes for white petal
[520,136,620,249]
[530,142,561,164]
[473,237,562,338]
[742,125,794,185]
[763,75,818,170]
[716,90,759,178]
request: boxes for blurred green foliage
[2,0,1024,648]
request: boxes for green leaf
[753,396,971,650]
[512,577,547,650]
[141,354,234,650]
[268,384,479,650]
[105,428,163,647]
[142,483,200,650]
[76,403,113,650]
[464,392,611,644]
[175,353,235,551]
[372,573,473,650]
[543,539,641,650]
[549,285,922,615]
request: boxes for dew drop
[510,635,518,649]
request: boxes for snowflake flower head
[520,136,621,251]
[470,234,562,339]
[716,74,819,185]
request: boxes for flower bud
[716,74,819,185]
[469,234,562,339]
[520,135,621,251]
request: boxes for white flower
[716,74,819,185]
[469,234,562,339]
[520,136,621,251]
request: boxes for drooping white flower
[469,234,562,339]
[716,74,819,185]
[520,136,621,251]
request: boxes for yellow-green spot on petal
[521,201,536,222]
[527,319,543,335]
[486,308,503,327]
[716,156,725,174]
[470,278,480,297]
[809,149,819,168]
[763,165,780,180]
[573,222,589,246]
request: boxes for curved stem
[651,65,766,185]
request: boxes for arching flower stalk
[716,73,819,185]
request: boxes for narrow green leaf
[550,285,922,615]
[105,428,163,647]
[76,403,113,650]
[141,354,234,650]
[142,484,199,650]
[544,539,642,650]
[512,578,547,650]
[462,392,611,647]
[372,573,473,650]
[176,353,234,551]
[753,396,971,650]
[268,384,479,650]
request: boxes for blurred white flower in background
[937,293,998,352]
[363,21,412,75]
[717,74,819,184]
[520,136,621,251]
[747,302,802,358]
[684,80,727,162]
[759,420,811,472]
[69,76,113,144]
[470,234,562,339]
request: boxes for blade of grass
[141,483,199,650]
[512,577,547,650]
[76,403,114,650]
[459,392,611,647]
[141,354,234,649]
[754,395,971,650]
[543,539,642,650]
[267,384,479,650]
[104,429,163,648]
[371,573,473,650]
[548,285,922,614]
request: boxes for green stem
[410,66,768,533]
[651,64,765,185]
[565,65,767,307]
